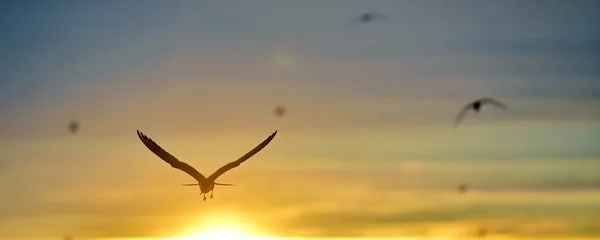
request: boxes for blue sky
[0,1,599,239]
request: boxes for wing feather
[208,131,278,181]
[137,130,206,182]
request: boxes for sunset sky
[1,0,599,239]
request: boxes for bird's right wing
[208,130,278,181]
[481,98,508,110]
[137,130,207,182]
[454,103,473,128]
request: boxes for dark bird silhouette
[68,120,79,134]
[351,12,389,26]
[137,130,277,201]
[454,97,507,128]
[274,105,286,118]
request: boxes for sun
[193,226,253,240]
[173,212,274,240]
[173,226,258,240]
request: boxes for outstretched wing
[454,102,474,128]
[137,130,206,182]
[208,130,278,181]
[481,97,507,110]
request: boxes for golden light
[192,226,252,240]
[173,211,275,240]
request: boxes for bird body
[361,14,373,22]
[351,12,389,26]
[454,97,507,127]
[274,105,286,117]
[472,101,482,112]
[68,120,79,134]
[137,130,277,201]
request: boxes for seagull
[137,130,278,201]
[350,12,389,26]
[454,97,507,128]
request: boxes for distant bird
[136,130,278,201]
[454,97,507,128]
[68,120,79,134]
[457,183,469,194]
[274,105,286,118]
[351,12,389,26]
[477,228,488,238]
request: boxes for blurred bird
[351,12,389,26]
[136,130,278,201]
[477,228,488,238]
[454,97,507,128]
[274,105,286,118]
[68,120,79,134]
[457,183,469,194]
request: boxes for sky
[1,0,599,239]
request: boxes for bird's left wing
[137,130,207,182]
[208,130,278,181]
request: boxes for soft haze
[1,0,599,239]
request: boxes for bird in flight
[350,12,389,26]
[454,97,507,128]
[274,105,286,118]
[137,130,278,201]
[68,120,79,134]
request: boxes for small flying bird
[454,97,507,128]
[68,120,79,134]
[351,12,389,26]
[274,105,286,118]
[137,130,278,201]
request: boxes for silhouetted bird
[351,12,389,26]
[457,183,469,194]
[68,121,79,134]
[136,130,277,201]
[274,105,286,118]
[454,97,507,127]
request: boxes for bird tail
[215,182,239,186]
[181,183,200,186]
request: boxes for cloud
[461,38,600,56]
[279,199,600,238]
